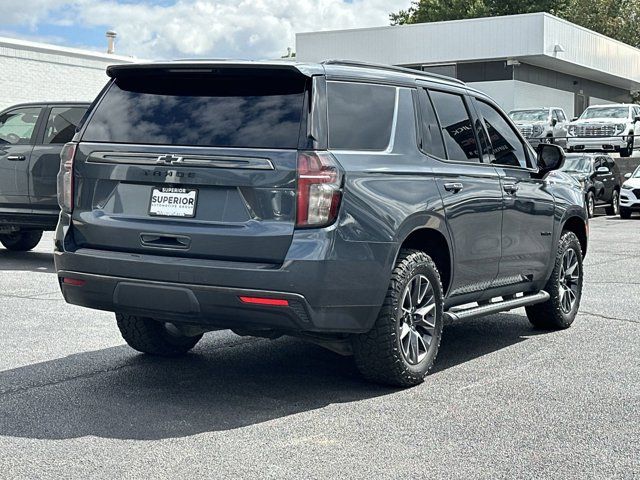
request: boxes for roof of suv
[106,59,470,90]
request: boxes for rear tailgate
[71,65,312,264]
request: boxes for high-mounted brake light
[57,142,77,213]
[296,151,343,228]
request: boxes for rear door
[30,105,88,212]
[472,97,555,286]
[594,156,615,202]
[0,106,42,209]
[420,87,502,301]
[72,67,309,264]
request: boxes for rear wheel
[526,231,583,329]
[605,190,619,216]
[586,191,595,218]
[620,207,632,219]
[116,313,203,356]
[352,249,444,387]
[0,230,43,251]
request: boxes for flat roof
[296,12,640,91]
[0,36,137,64]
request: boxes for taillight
[296,151,343,228]
[57,142,77,213]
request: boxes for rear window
[83,73,306,149]
[327,81,396,151]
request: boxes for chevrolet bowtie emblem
[156,154,183,164]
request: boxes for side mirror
[634,115,640,123]
[625,172,632,179]
[551,118,558,127]
[571,117,578,121]
[596,166,610,175]
[536,143,565,175]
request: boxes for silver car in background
[508,107,569,148]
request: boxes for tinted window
[476,100,528,168]
[417,89,446,158]
[327,82,395,151]
[429,91,480,162]
[556,110,566,122]
[43,107,87,144]
[83,74,306,148]
[0,107,41,145]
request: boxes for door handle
[443,182,464,193]
[7,155,26,161]
[503,184,519,194]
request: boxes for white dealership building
[0,35,135,112]
[296,13,640,118]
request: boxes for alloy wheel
[558,248,580,314]
[612,191,620,215]
[587,195,595,217]
[399,274,437,365]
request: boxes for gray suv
[54,61,588,387]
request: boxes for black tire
[0,230,43,251]
[352,249,444,387]
[620,207,632,219]
[586,191,595,218]
[620,136,633,158]
[116,313,203,356]
[526,231,583,330]
[605,190,619,216]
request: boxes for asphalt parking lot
[0,215,639,479]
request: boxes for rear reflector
[63,277,86,287]
[239,296,289,307]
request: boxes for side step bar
[445,291,550,322]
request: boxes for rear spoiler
[106,61,324,78]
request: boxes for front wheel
[605,190,619,216]
[116,314,203,356]
[620,207,632,219]
[352,249,444,387]
[620,136,634,158]
[0,230,43,251]
[526,231,583,329]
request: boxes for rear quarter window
[327,81,396,151]
[82,73,306,149]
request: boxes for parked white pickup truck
[508,107,569,148]
[566,104,640,158]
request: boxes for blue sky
[1,0,408,60]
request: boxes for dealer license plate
[149,187,198,218]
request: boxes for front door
[473,98,556,287]
[0,106,42,208]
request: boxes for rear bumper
[54,224,395,334]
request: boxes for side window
[551,110,559,122]
[475,100,529,168]
[327,81,396,151]
[594,158,604,171]
[43,107,87,144]
[0,107,41,145]
[417,89,446,158]
[557,110,567,122]
[429,90,481,162]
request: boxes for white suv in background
[508,107,569,148]
[620,166,640,219]
[567,104,640,157]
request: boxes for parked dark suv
[556,153,621,218]
[54,61,588,387]
[0,102,89,250]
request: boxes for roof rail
[321,59,466,86]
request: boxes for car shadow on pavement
[0,312,547,441]
[0,251,54,273]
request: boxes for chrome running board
[445,291,550,322]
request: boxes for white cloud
[1,0,410,59]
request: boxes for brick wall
[0,42,134,111]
